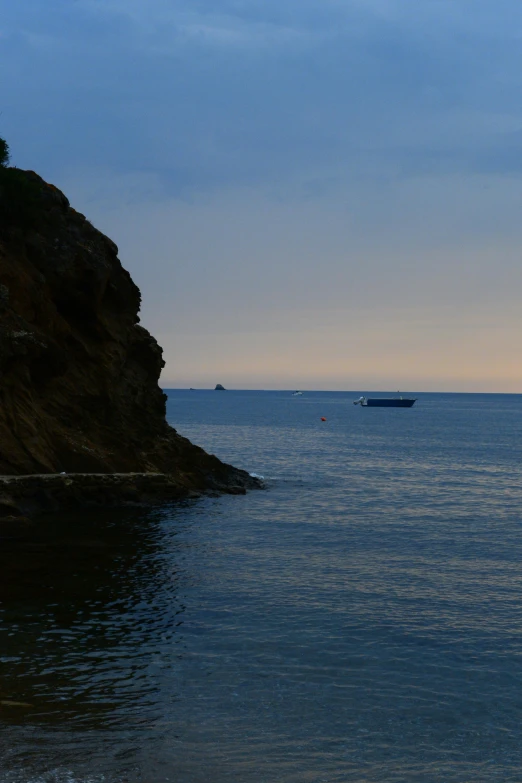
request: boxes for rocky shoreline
[0,471,262,533]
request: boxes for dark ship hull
[353,396,416,407]
[365,398,416,407]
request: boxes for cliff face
[0,170,253,493]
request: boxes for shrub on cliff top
[0,137,9,167]
[0,136,42,230]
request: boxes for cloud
[3,0,522,389]
[3,0,522,194]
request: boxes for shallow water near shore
[2,390,522,782]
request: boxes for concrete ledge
[0,472,255,523]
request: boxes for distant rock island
[215,384,226,390]
[0,159,258,518]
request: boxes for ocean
[1,390,522,782]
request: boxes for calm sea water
[1,390,522,782]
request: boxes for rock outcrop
[0,169,257,498]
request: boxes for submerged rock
[0,169,258,504]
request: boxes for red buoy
[320,417,327,422]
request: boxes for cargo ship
[353,394,416,408]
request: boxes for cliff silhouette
[0,163,256,501]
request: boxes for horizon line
[160,387,522,395]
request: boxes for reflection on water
[2,392,522,782]
[0,506,190,779]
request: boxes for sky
[1,0,522,391]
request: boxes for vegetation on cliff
[0,136,256,495]
[0,138,9,167]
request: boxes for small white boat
[292,391,303,396]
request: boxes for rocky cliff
[0,168,255,495]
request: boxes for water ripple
[1,392,522,781]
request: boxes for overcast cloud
[2,0,522,389]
